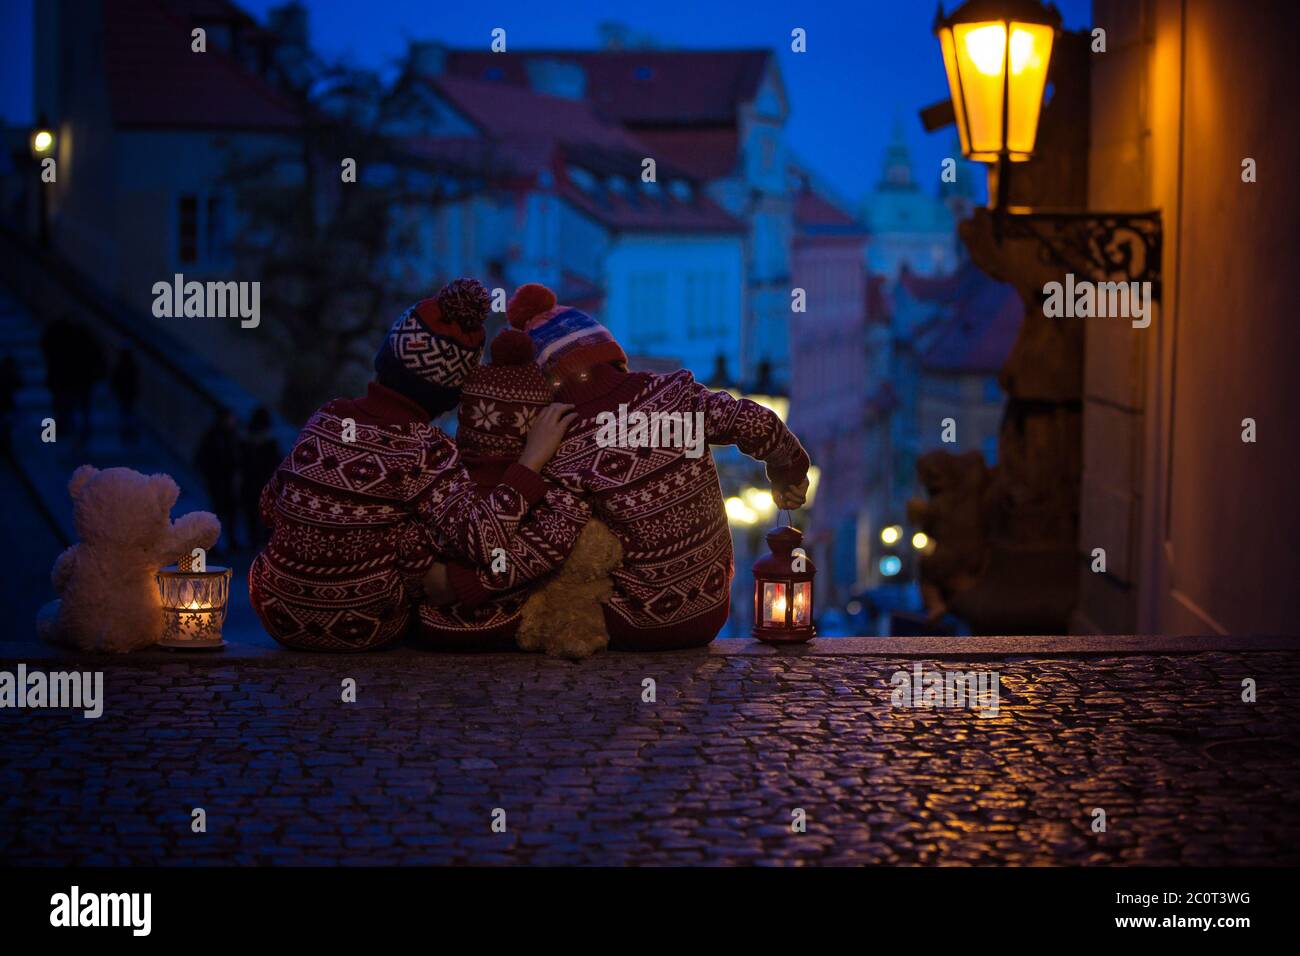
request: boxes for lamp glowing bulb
[912,532,930,550]
[880,525,902,546]
[964,24,1007,76]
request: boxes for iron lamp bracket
[994,208,1163,303]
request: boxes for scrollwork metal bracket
[997,209,1163,302]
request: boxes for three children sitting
[250,278,809,655]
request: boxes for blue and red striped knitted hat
[374,278,489,416]
[507,283,626,381]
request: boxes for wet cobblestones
[2,650,1298,865]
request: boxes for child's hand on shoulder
[520,403,576,472]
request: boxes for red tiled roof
[443,50,771,125]
[417,76,742,235]
[104,0,301,130]
[794,188,867,238]
[429,75,644,153]
[628,127,740,180]
[556,170,743,235]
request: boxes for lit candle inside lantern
[792,584,808,623]
[157,565,231,649]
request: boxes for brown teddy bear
[516,518,623,659]
[39,465,220,652]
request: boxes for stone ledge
[708,634,1300,657]
[3,632,1298,666]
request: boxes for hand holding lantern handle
[772,476,809,512]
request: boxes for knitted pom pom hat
[507,283,626,381]
[457,328,553,467]
[374,277,490,417]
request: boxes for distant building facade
[438,48,795,390]
[32,0,305,406]
[860,122,971,281]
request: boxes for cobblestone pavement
[2,650,1298,865]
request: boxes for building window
[686,272,726,338]
[206,195,229,262]
[177,195,198,264]
[628,273,668,346]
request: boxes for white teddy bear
[39,465,221,652]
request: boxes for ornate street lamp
[932,0,1162,295]
[935,0,1059,201]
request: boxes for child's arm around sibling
[409,402,575,571]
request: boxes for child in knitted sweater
[417,326,622,658]
[425,284,810,654]
[249,279,574,652]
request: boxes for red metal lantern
[752,525,816,643]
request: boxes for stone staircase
[0,288,209,542]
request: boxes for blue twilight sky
[0,0,1090,207]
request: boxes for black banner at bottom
[0,865,1288,941]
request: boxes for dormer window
[568,166,597,193]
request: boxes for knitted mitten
[517,518,623,659]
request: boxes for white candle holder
[156,564,231,650]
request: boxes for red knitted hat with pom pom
[507,283,626,380]
[456,327,553,468]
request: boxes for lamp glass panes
[936,0,1058,162]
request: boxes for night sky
[1,0,1091,207]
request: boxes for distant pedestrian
[110,349,140,444]
[39,316,80,438]
[239,406,281,550]
[72,325,107,443]
[0,354,21,458]
[195,407,242,551]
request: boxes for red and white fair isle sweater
[249,381,553,652]
[442,364,810,650]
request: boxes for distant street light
[29,116,57,247]
[881,525,902,546]
[912,532,930,550]
[30,127,55,159]
[742,486,776,521]
[725,496,758,526]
